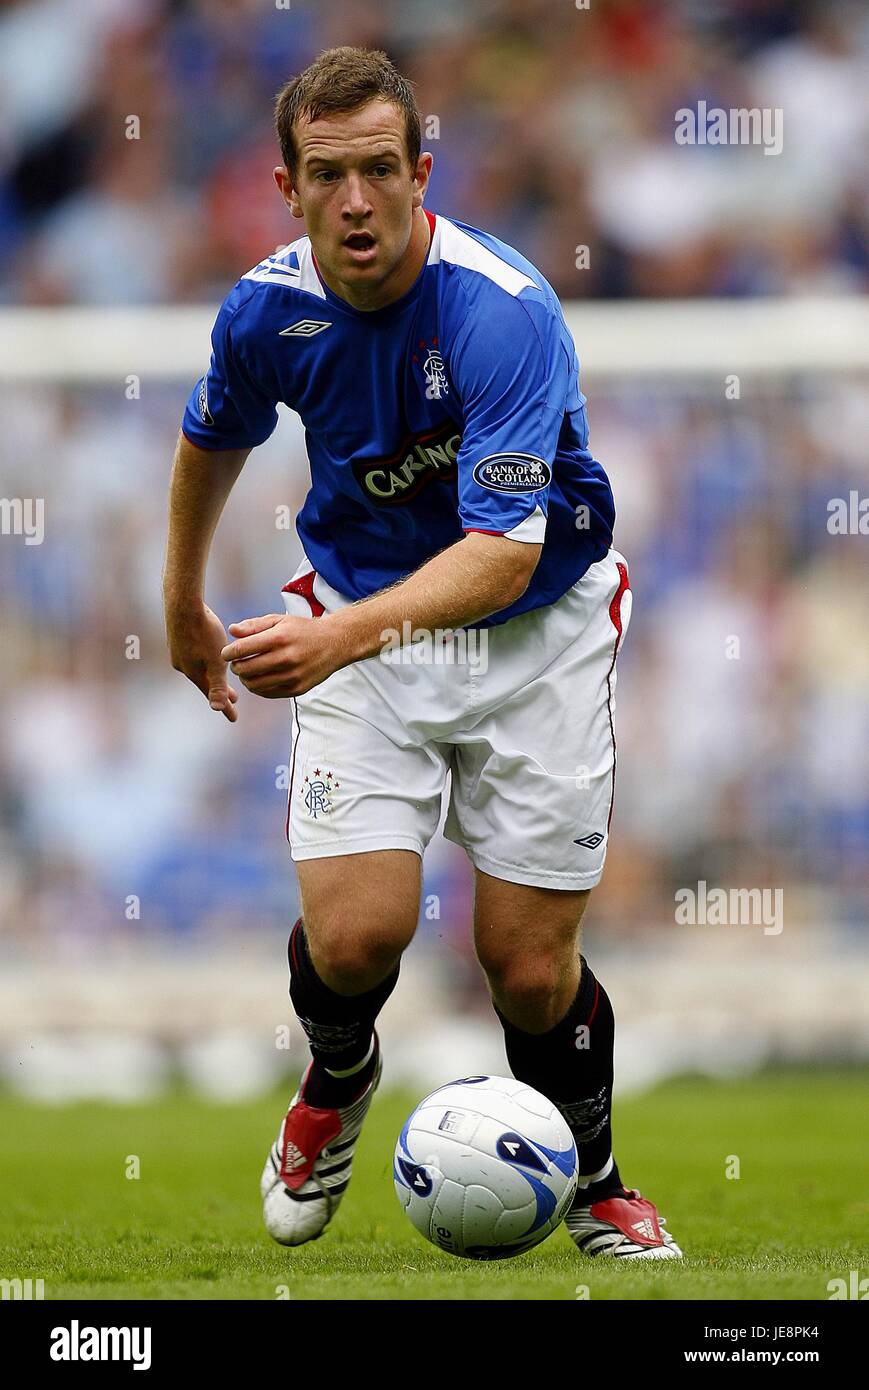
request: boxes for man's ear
[411,151,434,210]
[274,166,304,220]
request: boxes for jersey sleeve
[449,290,567,542]
[181,285,279,451]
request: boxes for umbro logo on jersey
[279,319,332,338]
[574,832,605,849]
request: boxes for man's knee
[485,955,579,1034]
[473,874,589,1030]
[297,850,420,994]
[308,919,410,994]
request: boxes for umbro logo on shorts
[574,832,605,849]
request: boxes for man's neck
[325,206,431,313]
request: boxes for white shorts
[282,548,632,891]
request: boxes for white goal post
[1,298,868,381]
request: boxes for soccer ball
[394,1075,578,1259]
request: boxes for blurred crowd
[1,375,867,966]
[0,0,868,303]
[0,0,867,979]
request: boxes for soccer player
[164,47,682,1260]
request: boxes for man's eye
[372,165,392,177]
[315,170,338,183]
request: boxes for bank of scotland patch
[472,453,551,493]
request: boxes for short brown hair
[275,47,421,177]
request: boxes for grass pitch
[0,1069,865,1301]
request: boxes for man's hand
[221,532,542,702]
[222,614,343,698]
[165,601,240,721]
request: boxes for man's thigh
[286,666,450,864]
[445,549,631,891]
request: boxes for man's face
[275,99,431,304]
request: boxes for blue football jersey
[181,210,615,627]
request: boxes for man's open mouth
[344,232,376,250]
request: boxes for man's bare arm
[221,530,543,698]
[324,531,541,663]
[162,432,251,721]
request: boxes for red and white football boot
[260,1038,382,1246]
[565,1186,683,1259]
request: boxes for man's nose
[343,173,371,217]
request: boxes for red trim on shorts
[605,561,631,833]
[281,570,325,617]
[463,527,506,536]
[608,562,630,637]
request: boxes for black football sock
[578,1161,626,1204]
[495,954,623,1189]
[288,918,399,1106]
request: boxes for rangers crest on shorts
[301,769,340,819]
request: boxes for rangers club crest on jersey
[300,768,340,819]
[412,337,449,400]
